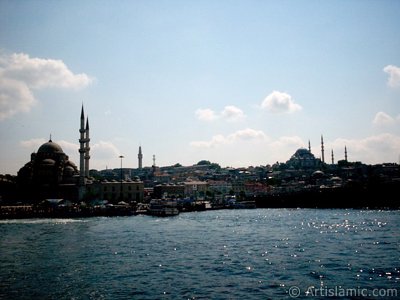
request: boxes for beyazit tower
[79,105,90,196]
[138,146,143,170]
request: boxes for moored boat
[147,199,179,217]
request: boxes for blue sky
[1,0,400,174]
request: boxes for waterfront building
[184,180,208,200]
[86,179,144,203]
[17,138,80,201]
[207,180,233,196]
[153,183,185,199]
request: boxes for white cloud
[0,77,36,121]
[89,141,122,170]
[57,140,79,154]
[190,133,307,166]
[229,128,267,141]
[190,130,400,166]
[330,133,400,164]
[195,105,245,122]
[0,52,93,120]
[91,141,121,160]
[261,91,302,113]
[190,128,267,148]
[383,65,400,88]
[20,138,47,150]
[373,111,396,126]
[221,105,246,122]
[271,136,305,149]
[190,134,228,148]
[20,138,79,156]
[19,138,122,170]
[195,108,218,121]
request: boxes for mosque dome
[41,158,56,166]
[63,165,76,178]
[292,148,314,159]
[65,160,77,169]
[312,170,325,178]
[37,140,64,154]
[286,148,319,169]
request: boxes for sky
[1,0,400,175]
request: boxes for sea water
[0,209,399,299]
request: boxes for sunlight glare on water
[0,209,399,299]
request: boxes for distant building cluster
[0,105,399,210]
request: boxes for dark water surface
[0,209,399,299]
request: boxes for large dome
[291,148,315,160]
[37,140,64,154]
[286,147,319,169]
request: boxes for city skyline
[1,1,400,175]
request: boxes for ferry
[147,199,180,217]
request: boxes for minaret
[345,146,348,162]
[138,146,143,169]
[308,140,311,153]
[331,149,334,165]
[152,154,156,173]
[79,105,86,184]
[321,135,325,163]
[84,117,90,177]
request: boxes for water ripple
[0,209,399,299]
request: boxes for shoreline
[2,183,399,220]
[1,205,399,220]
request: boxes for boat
[147,199,180,217]
[134,203,149,215]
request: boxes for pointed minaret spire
[79,105,86,183]
[331,149,334,165]
[308,140,311,153]
[80,104,85,134]
[153,154,156,167]
[84,116,90,177]
[138,146,143,169]
[345,146,348,162]
[321,135,325,163]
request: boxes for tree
[197,160,211,165]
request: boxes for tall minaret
[138,146,143,169]
[331,149,334,165]
[321,135,325,163]
[345,146,348,162]
[84,117,90,177]
[308,140,311,153]
[79,105,86,183]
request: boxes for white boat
[147,199,180,217]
